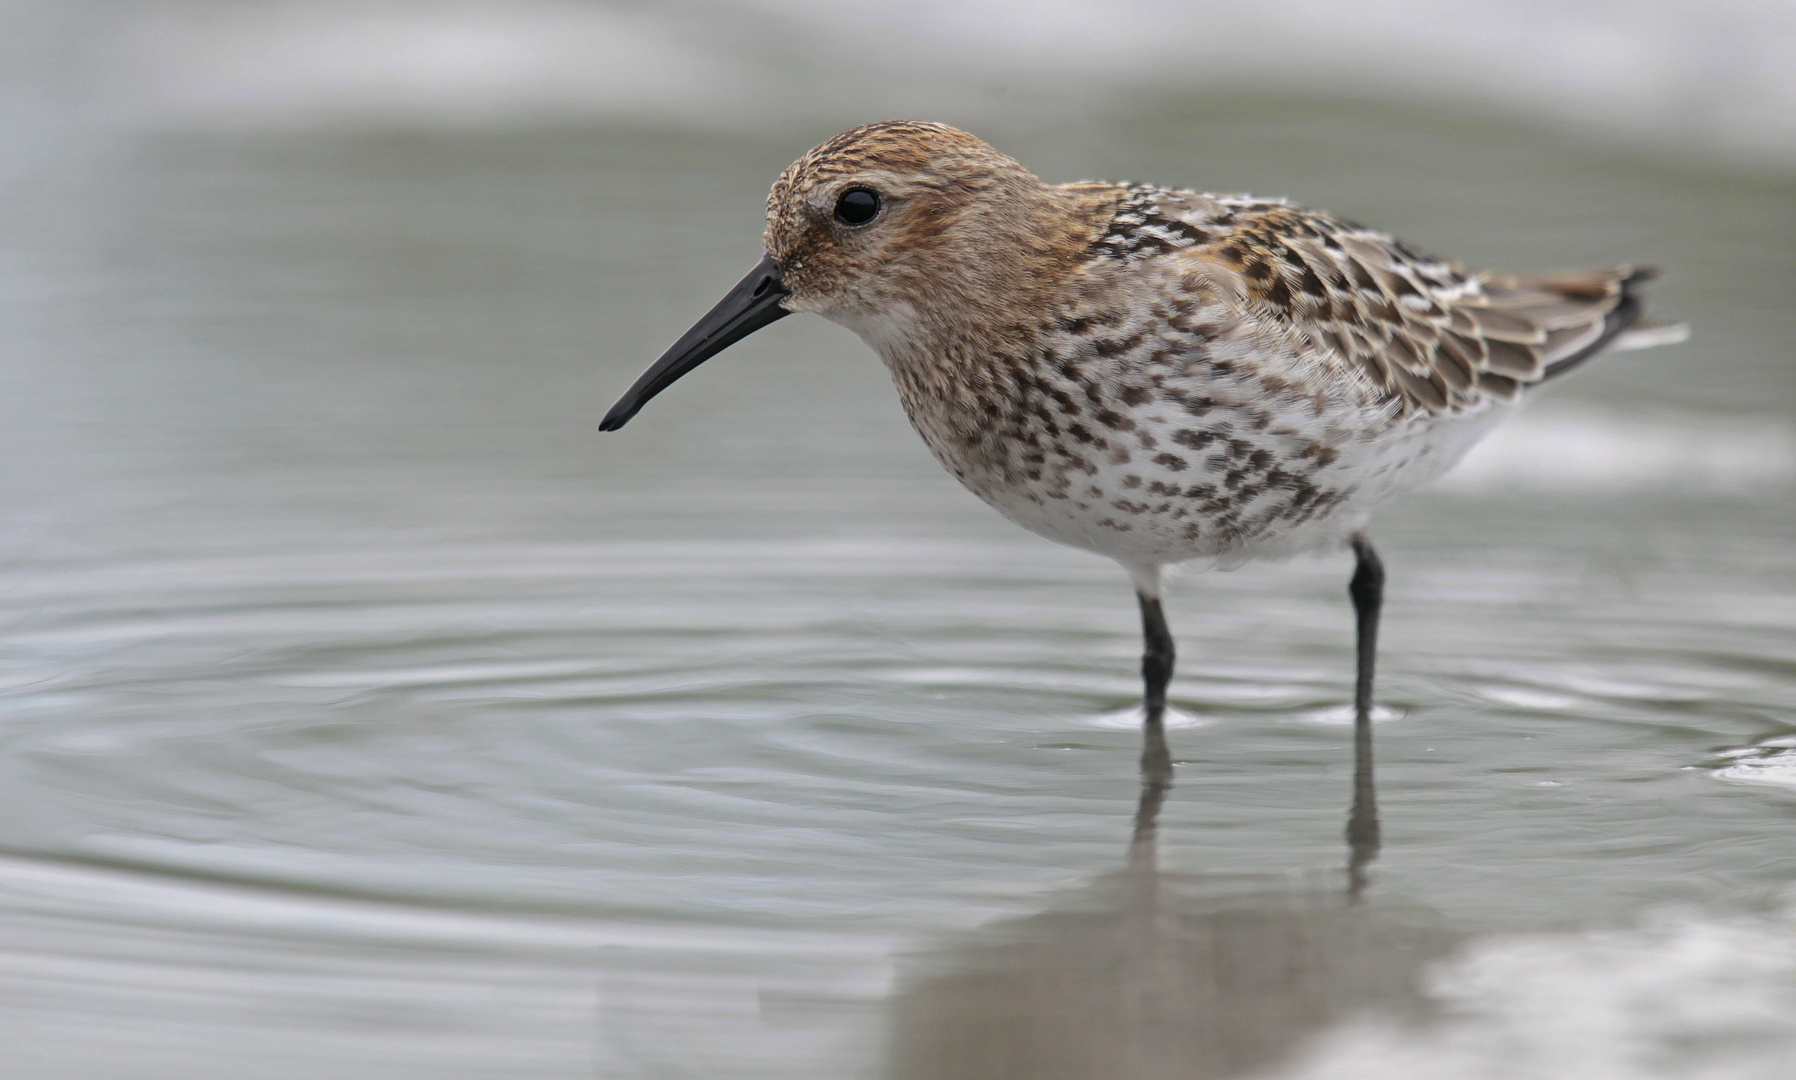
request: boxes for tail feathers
[1538,266,1685,382]
[1610,318,1691,352]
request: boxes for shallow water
[2,103,1794,1078]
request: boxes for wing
[1089,187,1685,417]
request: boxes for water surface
[1,103,1794,1078]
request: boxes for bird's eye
[834,187,881,226]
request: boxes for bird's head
[600,121,1099,431]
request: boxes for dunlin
[600,121,1685,856]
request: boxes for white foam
[1273,903,1796,1079]
[1715,736,1796,792]
[1437,411,1796,494]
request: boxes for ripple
[1088,703,1210,730]
[1296,703,1406,726]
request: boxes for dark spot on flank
[1066,423,1097,445]
[1095,409,1133,430]
[1122,474,1142,489]
[1183,397,1214,417]
[1119,386,1152,407]
[1171,429,1214,450]
[1147,481,1179,496]
[1248,449,1273,469]
[1153,453,1189,472]
[1136,431,1159,450]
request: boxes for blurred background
[1,2,1793,1078]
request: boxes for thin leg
[1346,533,1383,899]
[1136,588,1176,723]
[1136,587,1176,777]
[1128,565,1175,874]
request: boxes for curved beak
[600,253,790,431]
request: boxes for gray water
[2,100,1795,1079]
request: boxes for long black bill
[599,253,790,431]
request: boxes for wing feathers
[1195,203,1684,415]
[1082,187,1686,417]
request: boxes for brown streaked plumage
[600,121,1686,875]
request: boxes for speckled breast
[884,293,1496,570]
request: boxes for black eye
[834,187,881,226]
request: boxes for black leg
[1135,588,1176,769]
[1129,578,1175,873]
[1137,589,1176,723]
[1346,533,1383,899]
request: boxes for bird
[598,120,1685,858]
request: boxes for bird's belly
[927,402,1505,568]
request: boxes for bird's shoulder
[1060,182,1658,417]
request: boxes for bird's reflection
[885,715,1453,1080]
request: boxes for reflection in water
[886,720,1450,1080]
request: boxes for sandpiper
[599,121,1685,848]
